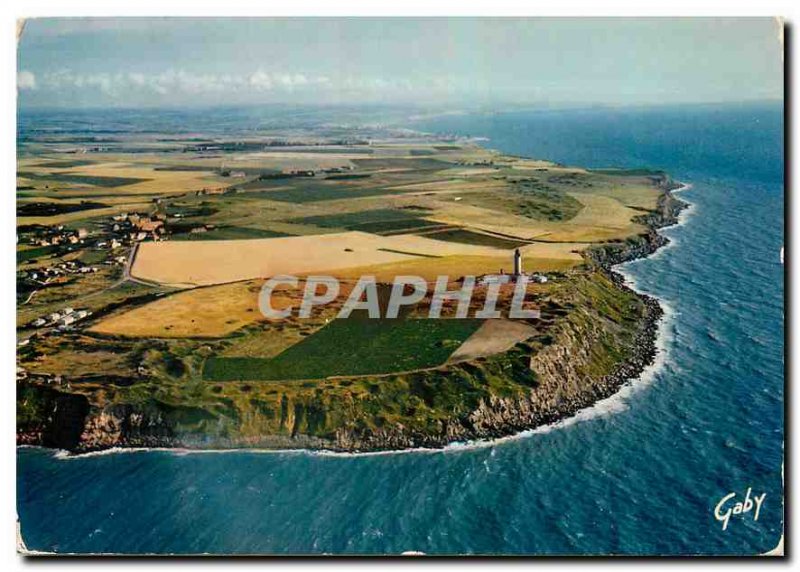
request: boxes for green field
[203,318,484,381]
[36,160,96,169]
[170,226,292,241]
[355,219,444,234]
[422,228,531,249]
[325,173,372,180]
[79,249,108,264]
[17,245,58,262]
[352,157,452,171]
[17,172,149,188]
[153,165,219,172]
[239,183,414,203]
[291,208,439,234]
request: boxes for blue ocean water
[17,102,784,555]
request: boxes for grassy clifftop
[17,131,684,452]
[18,269,654,452]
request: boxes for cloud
[19,68,427,106]
[35,68,338,98]
[17,70,36,90]
[29,69,400,98]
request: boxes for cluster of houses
[20,260,100,285]
[29,306,92,330]
[110,212,166,242]
[25,226,89,248]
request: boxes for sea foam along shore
[37,180,693,460]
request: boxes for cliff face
[18,183,688,455]
[327,271,661,451]
[17,386,90,450]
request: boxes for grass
[203,317,484,381]
[17,245,57,262]
[36,160,95,169]
[17,201,108,217]
[352,157,452,171]
[79,249,109,265]
[17,172,149,188]
[325,173,372,180]
[354,219,444,234]
[241,183,412,203]
[154,165,219,172]
[512,183,584,221]
[15,137,670,449]
[170,226,292,241]
[423,228,531,249]
[292,208,422,228]
[290,208,441,234]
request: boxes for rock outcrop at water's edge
[17,180,689,455]
[328,180,688,451]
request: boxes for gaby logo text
[714,487,766,531]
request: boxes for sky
[17,17,783,109]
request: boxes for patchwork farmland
[16,119,676,452]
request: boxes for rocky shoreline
[18,180,689,455]
[329,182,688,451]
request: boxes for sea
[17,101,784,555]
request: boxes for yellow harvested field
[598,184,660,210]
[568,193,641,228]
[425,202,555,239]
[131,231,512,287]
[518,242,585,261]
[20,162,224,197]
[90,280,265,338]
[89,277,356,338]
[534,193,646,242]
[448,319,538,362]
[334,255,509,282]
[426,192,646,243]
[334,251,581,282]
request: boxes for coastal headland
[16,125,687,453]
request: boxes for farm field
[130,231,516,286]
[169,226,291,241]
[16,121,678,454]
[89,280,266,338]
[203,317,485,381]
[332,254,578,282]
[447,318,538,362]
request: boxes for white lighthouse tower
[513,248,523,277]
